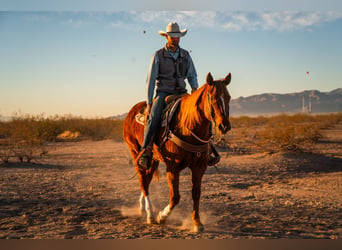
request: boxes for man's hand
[191,88,197,94]
[145,104,152,117]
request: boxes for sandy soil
[0,123,341,239]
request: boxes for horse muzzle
[218,122,231,134]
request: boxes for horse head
[206,72,232,135]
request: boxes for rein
[165,87,215,155]
[168,131,209,155]
[187,127,211,144]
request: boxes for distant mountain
[230,88,342,116]
[111,88,342,119]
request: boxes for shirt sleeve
[186,54,198,89]
[146,52,159,104]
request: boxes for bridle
[163,82,229,156]
[187,83,228,144]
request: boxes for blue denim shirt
[146,46,198,104]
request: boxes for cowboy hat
[158,22,187,38]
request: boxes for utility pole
[309,95,312,113]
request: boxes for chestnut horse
[123,72,231,232]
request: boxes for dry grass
[1,112,341,163]
[215,113,342,154]
[0,114,124,163]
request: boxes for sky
[1,1,342,118]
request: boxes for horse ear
[224,73,231,86]
[206,72,214,85]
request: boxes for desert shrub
[0,141,14,163]
[71,118,124,141]
[0,114,49,163]
[256,123,322,152]
[230,115,268,128]
[222,113,342,154]
[314,113,342,129]
[0,114,125,163]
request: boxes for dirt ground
[0,123,341,239]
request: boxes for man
[137,22,220,170]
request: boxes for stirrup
[208,144,220,166]
[208,155,220,166]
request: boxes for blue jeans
[141,91,172,149]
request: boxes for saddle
[135,92,210,155]
[135,93,187,126]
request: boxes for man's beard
[169,41,179,49]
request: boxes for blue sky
[1,9,342,117]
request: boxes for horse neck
[176,85,211,137]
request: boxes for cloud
[134,11,342,32]
[133,10,217,28]
[24,11,342,32]
[225,11,342,31]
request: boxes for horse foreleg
[137,160,159,224]
[191,168,206,233]
[144,195,156,224]
[157,171,180,224]
[138,192,155,224]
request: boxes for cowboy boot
[208,143,220,166]
[137,147,153,170]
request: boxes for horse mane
[177,83,211,136]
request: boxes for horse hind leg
[157,204,171,224]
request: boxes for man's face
[167,35,180,48]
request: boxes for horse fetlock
[157,212,168,224]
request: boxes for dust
[120,206,141,217]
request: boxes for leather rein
[165,91,214,156]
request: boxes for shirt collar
[164,45,182,60]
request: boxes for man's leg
[138,92,169,170]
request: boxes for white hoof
[193,224,205,233]
[157,213,168,224]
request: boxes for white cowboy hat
[158,22,187,38]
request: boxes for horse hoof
[147,217,156,225]
[194,224,205,233]
[157,213,167,224]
